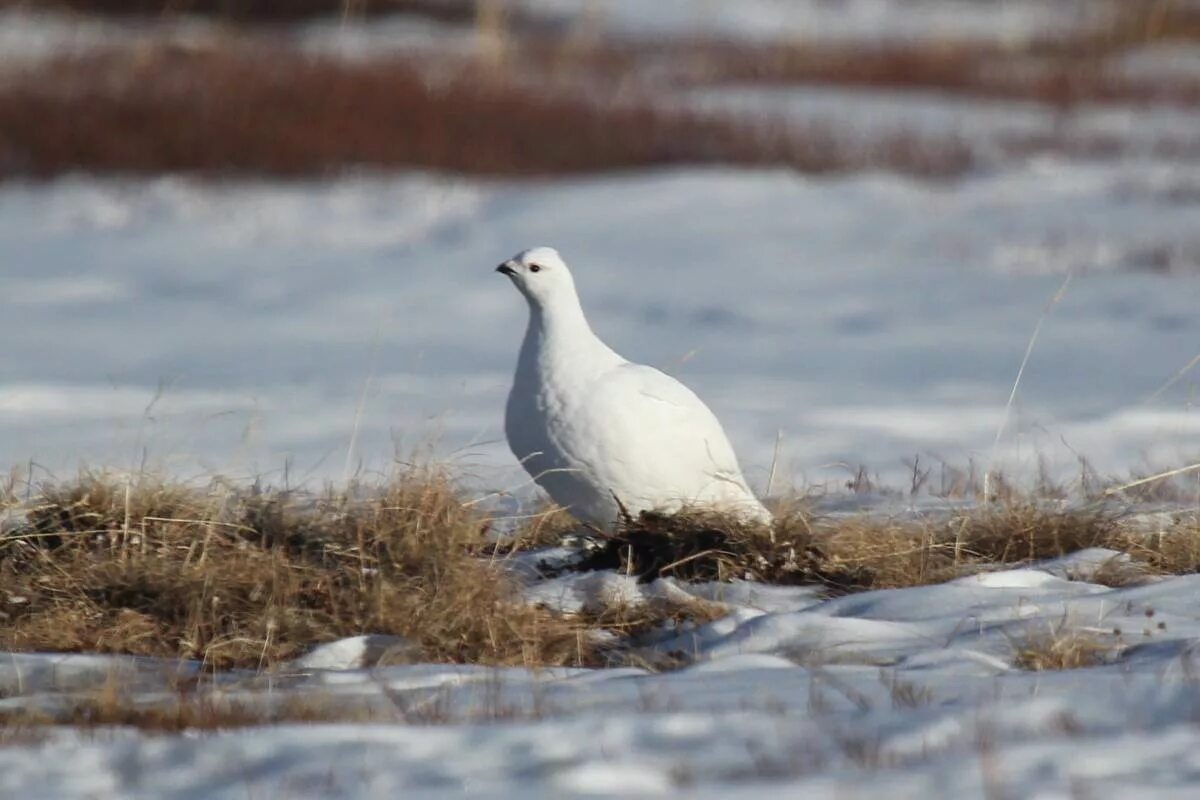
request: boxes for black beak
[496,264,517,276]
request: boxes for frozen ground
[3,159,1198,494]
[5,550,1200,798]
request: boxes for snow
[6,559,1200,797]
[3,161,1197,492]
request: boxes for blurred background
[1,0,1198,496]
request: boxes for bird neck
[518,292,621,380]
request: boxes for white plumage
[497,246,771,528]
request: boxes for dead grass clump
[572,508,873,592]
[804,504,1125,589]
[567,503,1127,594]
[1,469,591,669]
[947,505,1120,563]
[1077,554,1152,589]
[1107,514,1200,576]
[485,502,579,556]
[1012,628,1117,671]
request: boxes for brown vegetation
[1,469,592,670]
[2,471,1197,672]
[0,43,978,180]
[1108,515,1200,575]
[585,502,1148,593]
[1012,627,1116,671]
[0,0,1196,181]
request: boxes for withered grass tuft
[1012,627,1117,671]
[584,502,1137,593]
[2,468,591,670]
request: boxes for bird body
[498,247,771,528]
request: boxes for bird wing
[576,362,755,496]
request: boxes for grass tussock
[1012,628,1117,671]
[586,503,1131,593]
[1,469,591,670]
[1107,513,1200,576]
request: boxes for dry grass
[485,501,578,555]
[0,468,594,670]
[1012,627,1118,671]
[1107,513,1200,576]
[583,502,1132,594]
[3,470,1198,672]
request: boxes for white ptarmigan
[497,246,771,528]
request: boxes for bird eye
[529,264,542,273]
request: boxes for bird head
[495,246,576,308]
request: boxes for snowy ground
[3,159,1198,494]
[5,546,1200,798]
